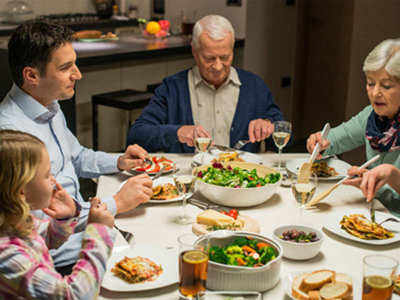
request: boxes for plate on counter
[323,209,400,245]
[102,244,178,292]
[192,149,263,166]
[286,157,351,180]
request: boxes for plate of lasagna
[119,176,184,203]
[102,244,178,291]
[323,209,400,245]
[286,157,351,180]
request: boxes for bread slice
[334,273,353,295]
[300,270,336,292]
[308,290,321,300]
[292,273,311,300]
[319,282,350,299]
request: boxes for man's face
[35,42,82,105]
[192,32,234,88]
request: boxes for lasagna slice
[112,256,163,284]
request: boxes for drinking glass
[173,174,196,225]
[177,233,208,299]
[362,254,398,300]
[273,121,292,171]
[194,126,213,165]
[291,173,317,220]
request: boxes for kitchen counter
[72,35,244,66]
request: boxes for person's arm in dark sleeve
[127,81,180,152]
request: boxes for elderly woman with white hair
[127,14,283,153]
[307,38,400,216]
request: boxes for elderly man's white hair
[363,38,400,79]
[191,15,235,49]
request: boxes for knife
[370,199,376,223]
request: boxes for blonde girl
[0,130,115,299]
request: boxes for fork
[233,139,250,150]
[114,225,135,244]
[378,217,400,226]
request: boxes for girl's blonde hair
[0,130,45,238]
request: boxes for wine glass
[291,173,318,220]
[194,126,213,164]
[173,174,196,225]
[273,121,292,171]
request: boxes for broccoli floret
[232,237,249,247]
[209,246,228,264]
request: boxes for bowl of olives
[273,225,324,260]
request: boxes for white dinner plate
[119,176,184,203]
[283,270,360,300]
[102,244,178,292]
[286,158,352,180]
[323,209,400,245]
[192,149,263,166]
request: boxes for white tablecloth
[97,153,400,300]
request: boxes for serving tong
[188,198,234,214]
[298,123,331,183]
[306,154,381,208]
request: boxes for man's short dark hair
[8,22,74,87]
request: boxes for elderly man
[0,22,152,273]
[127,15,283,153]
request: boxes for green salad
[209,237,278,267]
[196,162,280,188]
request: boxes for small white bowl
[272,225,324,260]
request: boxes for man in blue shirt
[127,15,283,153]
[0,22,153,272]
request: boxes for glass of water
[173,174,196,225]
[273,121,292,171]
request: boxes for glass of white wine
[291,173,318,218]
[194,126,213,164]
[273,121,292,171]
[173,174,197,225]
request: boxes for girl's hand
[88,197,114,228]
[306,131,331,159]
[43,182,77,219]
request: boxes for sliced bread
[308,290,321,300]
[334,272,353,294]
[300,270,336,292]
[319,282,350,299]
[292,273,311,300]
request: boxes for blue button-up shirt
[0,84,120,266]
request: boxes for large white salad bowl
[193,161,281,207]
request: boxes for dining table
[97,152,400,300]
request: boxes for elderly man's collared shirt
[188,66,241,146]
[0,84,120,267]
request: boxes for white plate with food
[286,158,352,180]
[193,149,263,166]
[129,156,176,175]
[102,244,178,292]
[283,269,359,300]
[323,209,400,245]
[119,176,183,204]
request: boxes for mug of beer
[177,233,208,299]
[362,254,398,300]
